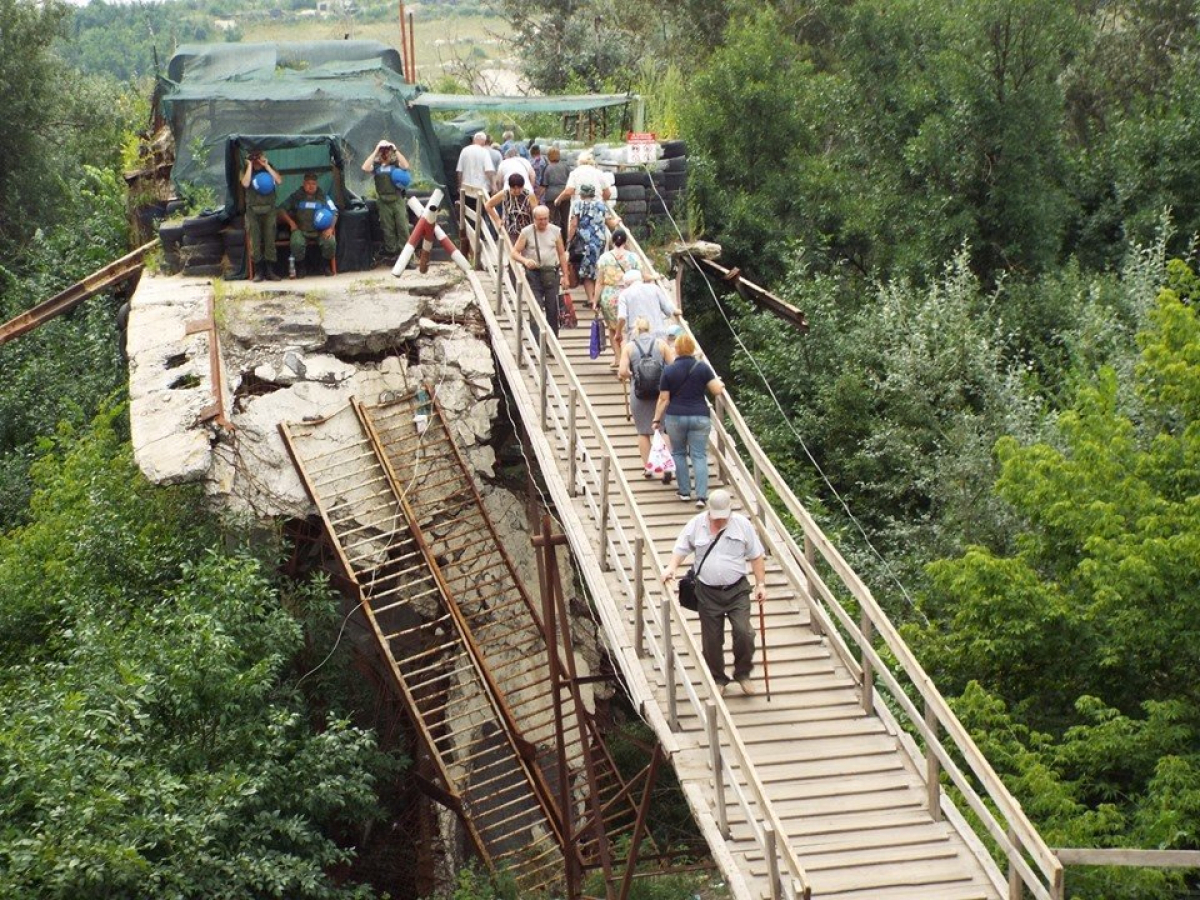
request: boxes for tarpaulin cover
[161,41,450,207]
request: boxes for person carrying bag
[676,526,725,611]
[662,490,768,696]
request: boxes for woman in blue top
[652,333,725,506]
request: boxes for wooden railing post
[925,698,942,821]
[514,279,525,366]
[1007,828,1023,900]
[567,387,578,496]
[764,822,781,900]
[860,609,875,714]
[495,240,505,302]
[662,597,677,730]
[706,703,728,837]
[598,455,611,571]
[457,190,465,250]
[538,326,548,429]
[472,195,483,270]
[714,394,728,483]
[634,537,646,658]
[803,534,822,636]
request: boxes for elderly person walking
[541,146,572,232]
[567,182,612,310]
[456,131,496,196]
[511,204,570,336]
[496,147,536,195]
[617,269,680,341]
[653,333,724,506]
[619,316,676,479]
[595,229,640,368]
[486,172,536,244]
[662,489,768,695]
[555,149,610,205]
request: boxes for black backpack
[631,336,663,400]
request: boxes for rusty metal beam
[0,240,157,346]
[184,294,233,431]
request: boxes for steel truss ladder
[282,390,646,895]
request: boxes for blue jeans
[664,414,711,499]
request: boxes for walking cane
[758,590,771,701]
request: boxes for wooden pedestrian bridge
[281,192,1069,900]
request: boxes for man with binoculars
[361,139,412,264]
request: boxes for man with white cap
[617,268,680,340]
[456,132,496,195]
[662,489,768,695]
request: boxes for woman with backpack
[619,316,676,480]
[653,333,725,507]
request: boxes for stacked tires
[158,211,247,279]
[613,139,687,241]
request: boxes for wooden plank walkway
[495,295,1001,900]
[456,185,1063,900]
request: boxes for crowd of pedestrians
[460,129,767,699]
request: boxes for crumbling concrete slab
[128,265,499,518]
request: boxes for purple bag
[589,318,602,359]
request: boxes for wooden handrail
[708,397,1063,891]
[462,188,811,900]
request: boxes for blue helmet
[251,171,275,195]
[313,207,334,231]
[390,167,412,189]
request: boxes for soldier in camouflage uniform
[240,150,283,281]
[361,139,411,262]
[280,172,338,277]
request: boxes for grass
[238,12,511,78]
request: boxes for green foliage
[0,0,70,245]
[583,866,725,900]
[0,164,131,529]
[908,269,1200,896]
[0,406,389,899]
[421,865,516,900]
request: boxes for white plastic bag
[647,431,675,476]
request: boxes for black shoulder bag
[678,527,726,612]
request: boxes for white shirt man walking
[662,489,768,695]
[617,269,680,340]
[456,131,496,194]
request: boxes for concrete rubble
[127,266,495,520]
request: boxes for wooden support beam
[693,257,808,332]
[1054,849,1200,868]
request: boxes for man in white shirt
[456,132,496,195]
[496,148,536,195]
[663,490,768,695]
[554,149,611,206]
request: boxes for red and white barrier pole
[392,189,472,277]
[392,189,443,277]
